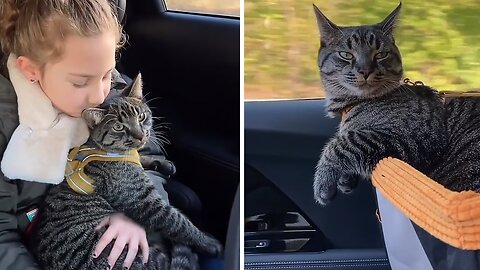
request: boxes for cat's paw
[197,235,223,257]
[141,156,176,176]
[313,165,339,206]
[337,174,359,194]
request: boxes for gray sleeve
[0,181,40,270]
[144,170,169,204]
[0,229,41,270]
[140,139,175,204]
[0,74,18,161]
[0,74,40,269]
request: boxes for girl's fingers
[139,235,149,264]
[107,235,128,269]
[123,239,140,269]
[95,216,110,231]
[94,228,116,258]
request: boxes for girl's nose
[88,87,107,106]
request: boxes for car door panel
[245,249,390,270]
[245,99,390,269]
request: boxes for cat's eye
[375,52,389,60]
[138,112,147,122]
[338,51,354,60]
[113,123,124,132]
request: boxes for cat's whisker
[142,92,153,98]
[153,125,171,131]
[153,132,169,139]
[325,81,349,94]
[153,121,172,126]
[150,136,168,155]
[152,134,169,142]
[149,138,161,150]
[150,127,166,134]
[150,132,171,146]
[153,134,171,145]
[145,96,162,105]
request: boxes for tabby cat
[431,97,480,192]
[31,74,221,270]
[312,3,450,205]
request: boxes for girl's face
[28,33,117,117]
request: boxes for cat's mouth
[356,81,376,91]
[355,81,399,98]
[357,81,368,87]
[122,138,148,149]
[354,82,383,97]
[357,77,377,87]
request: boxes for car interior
[244,99,391,270]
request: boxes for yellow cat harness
[65,145,141,195]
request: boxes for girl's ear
[82,108,107,129]
[16,56,41,82]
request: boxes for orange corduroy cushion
[372,157,480,250]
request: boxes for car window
[245,0,480,100]
[164,0,240,17]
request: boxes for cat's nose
[358,69,372,80]
[131,130,144,141]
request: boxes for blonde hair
[0,0,124,70]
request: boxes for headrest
[114,0,127,25]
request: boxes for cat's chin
[345,85,376,98]
[355,85,393,99]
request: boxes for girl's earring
[30,79,37,84]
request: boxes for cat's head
[82,74,153,152]
[314,3,403,99]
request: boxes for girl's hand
[94,213,149,269]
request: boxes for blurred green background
[166,0,240,16]
[245,0,480,99]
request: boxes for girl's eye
[73,83,87,88]
[375,52,389,60]
[338,51,354,60]
[113,123,124,131]
[138,112,146,122]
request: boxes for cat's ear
[82,108,106,129]
[313,4,340,45]
[123,73,143,99]
[377,2,402,36]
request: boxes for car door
[118,0,240,250]
[244,99,391,270]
